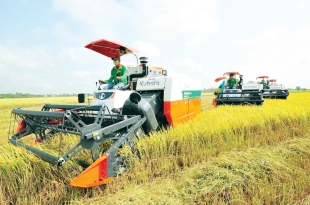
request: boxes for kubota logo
[140,80,160,86]
[98,93,105,100]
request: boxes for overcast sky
[0,0,309,94]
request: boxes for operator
[99,55,128,89]
[260,79,267,89]
[226,74,239,89]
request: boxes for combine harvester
[8,38,201,188]
[258,77,289,99]
[213,72,264,106]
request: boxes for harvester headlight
[162,70,167,76]
[119,167,126,173]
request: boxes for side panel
[183,90,202,120]
[163,77,183,101]
[163,77,187,125]
[188,97,201,119]
[163,77,201,125]
[163,100,189,125]
[163,97,201,126]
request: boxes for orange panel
[164,99,189,125]
[188,98,201,118]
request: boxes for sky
[0,0,309,94]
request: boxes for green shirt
[260,82,267,89]
[227,78,237,86]
[105,64,128,84]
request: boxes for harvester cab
[8,38,202,188]
[213,72,264,106]
[256,76,270,91]
[262,79,289,99]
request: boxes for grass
[0,92,310,204]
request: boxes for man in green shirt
[99,56,128,89]
[260,79,267,89]
[226,74,239,89]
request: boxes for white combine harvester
[8,38,202,188]
[256,76,289,99]
[213,72,264,106]
[262,78,289,99]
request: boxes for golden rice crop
[0,97,79,144]
[0,92,310,204]
[86,137,310,205]
[118,92,310,182]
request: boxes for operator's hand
[116,76,121,80]
[99,80,104,84]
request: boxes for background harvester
[8,38,202,188]
[213,72,264,106]
[260,78,289,99]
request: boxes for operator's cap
[111,55,120,61]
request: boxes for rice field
[0,92,310,204]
